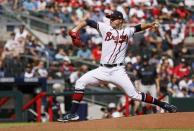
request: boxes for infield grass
[48,129,194,131]
[0,123,194,131]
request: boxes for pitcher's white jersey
[97,22,135,64]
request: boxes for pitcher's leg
[111,71,142,101]
[58,68,102,122]
[111,69,177,113]
[70,69,102,114]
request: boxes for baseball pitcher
[58,11,177,122]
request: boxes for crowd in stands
[0,0,194,117]
[2,0,193,24]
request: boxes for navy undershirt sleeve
[86,19,97,29]
[135,24,142,32]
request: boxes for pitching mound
[2,112,194,131]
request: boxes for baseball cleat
[163,103,177,113]
[57,113,79,122]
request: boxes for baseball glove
[69,30,82,48]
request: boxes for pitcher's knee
[130,93,142,101]
[75,79,87,90]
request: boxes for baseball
[154,23,159,27]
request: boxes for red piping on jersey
[113,30,124,63]
[107,29,119,64]
[108,43,118,64]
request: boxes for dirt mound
[2,112,194,131]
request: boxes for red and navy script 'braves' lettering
[105,32,128,44]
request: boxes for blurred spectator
[44,42,56,61]
[108,103,121,118]
[25,33,32,47]
[22,0,36,11]
[174,47,191,65]
[136,54,159,113]
[76,45,91,61]
[129,4,144,20]
[56,28,72,50]
[185,0,194,8]
[75,4,84,19]
[116,2,129,22]
[149,51,160,66]
[102,5,112,23]
[69,67,82,84]
[80,28,92,46]
[50,83,66,120]
[157,58,174,76]
[80,64,88,76]
[42,5,56,22]
[14,25,28,41]
[46,0,56,8]
[157,59,172,95]
[132,31,145,50]
[101,106,111,119]
[21,63,35,78]
[16,37,26,54]
[2,32,20,60]
[3,32,25,60]
[37,0,46,12]
[132,55,142,74]
[173,58,190,79]
[59,8,72,24]
[67,49,75,59]
[29,38,43,62]
[188,75,194,97]
[53,7,63,24]
[55,48,67,60]
[52,83,65,116]
[152,3,163,19]
[162,30,173,54]
[176,2,189,19]
[61,1,72,13]
[170,7,179,21]
[125,52,134,64]
[0,60,6,77]
[71,11,81,25]
[148,28,162,52]
[47,61,60,79]
[91,44,102,64]
[160,5,172,22]
[126,62,135,81]
[33,61,48,78]
[24,33,33,58]
[179,75,191,90]
[91,8,103,22]
[167,76,183,97]
[159,54,174,68]
[180,87,189,97]
[59,57,73,80]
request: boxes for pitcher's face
[110,17,123,29]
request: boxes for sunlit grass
[0,122,193,131]
[0,122,55,128]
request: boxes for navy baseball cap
[106,11,124,20]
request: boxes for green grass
[47,129,194,131]
[39,129,194,131]
[0,122,55,128]
[0,123,193,131]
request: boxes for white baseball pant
[75,66,142,101]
